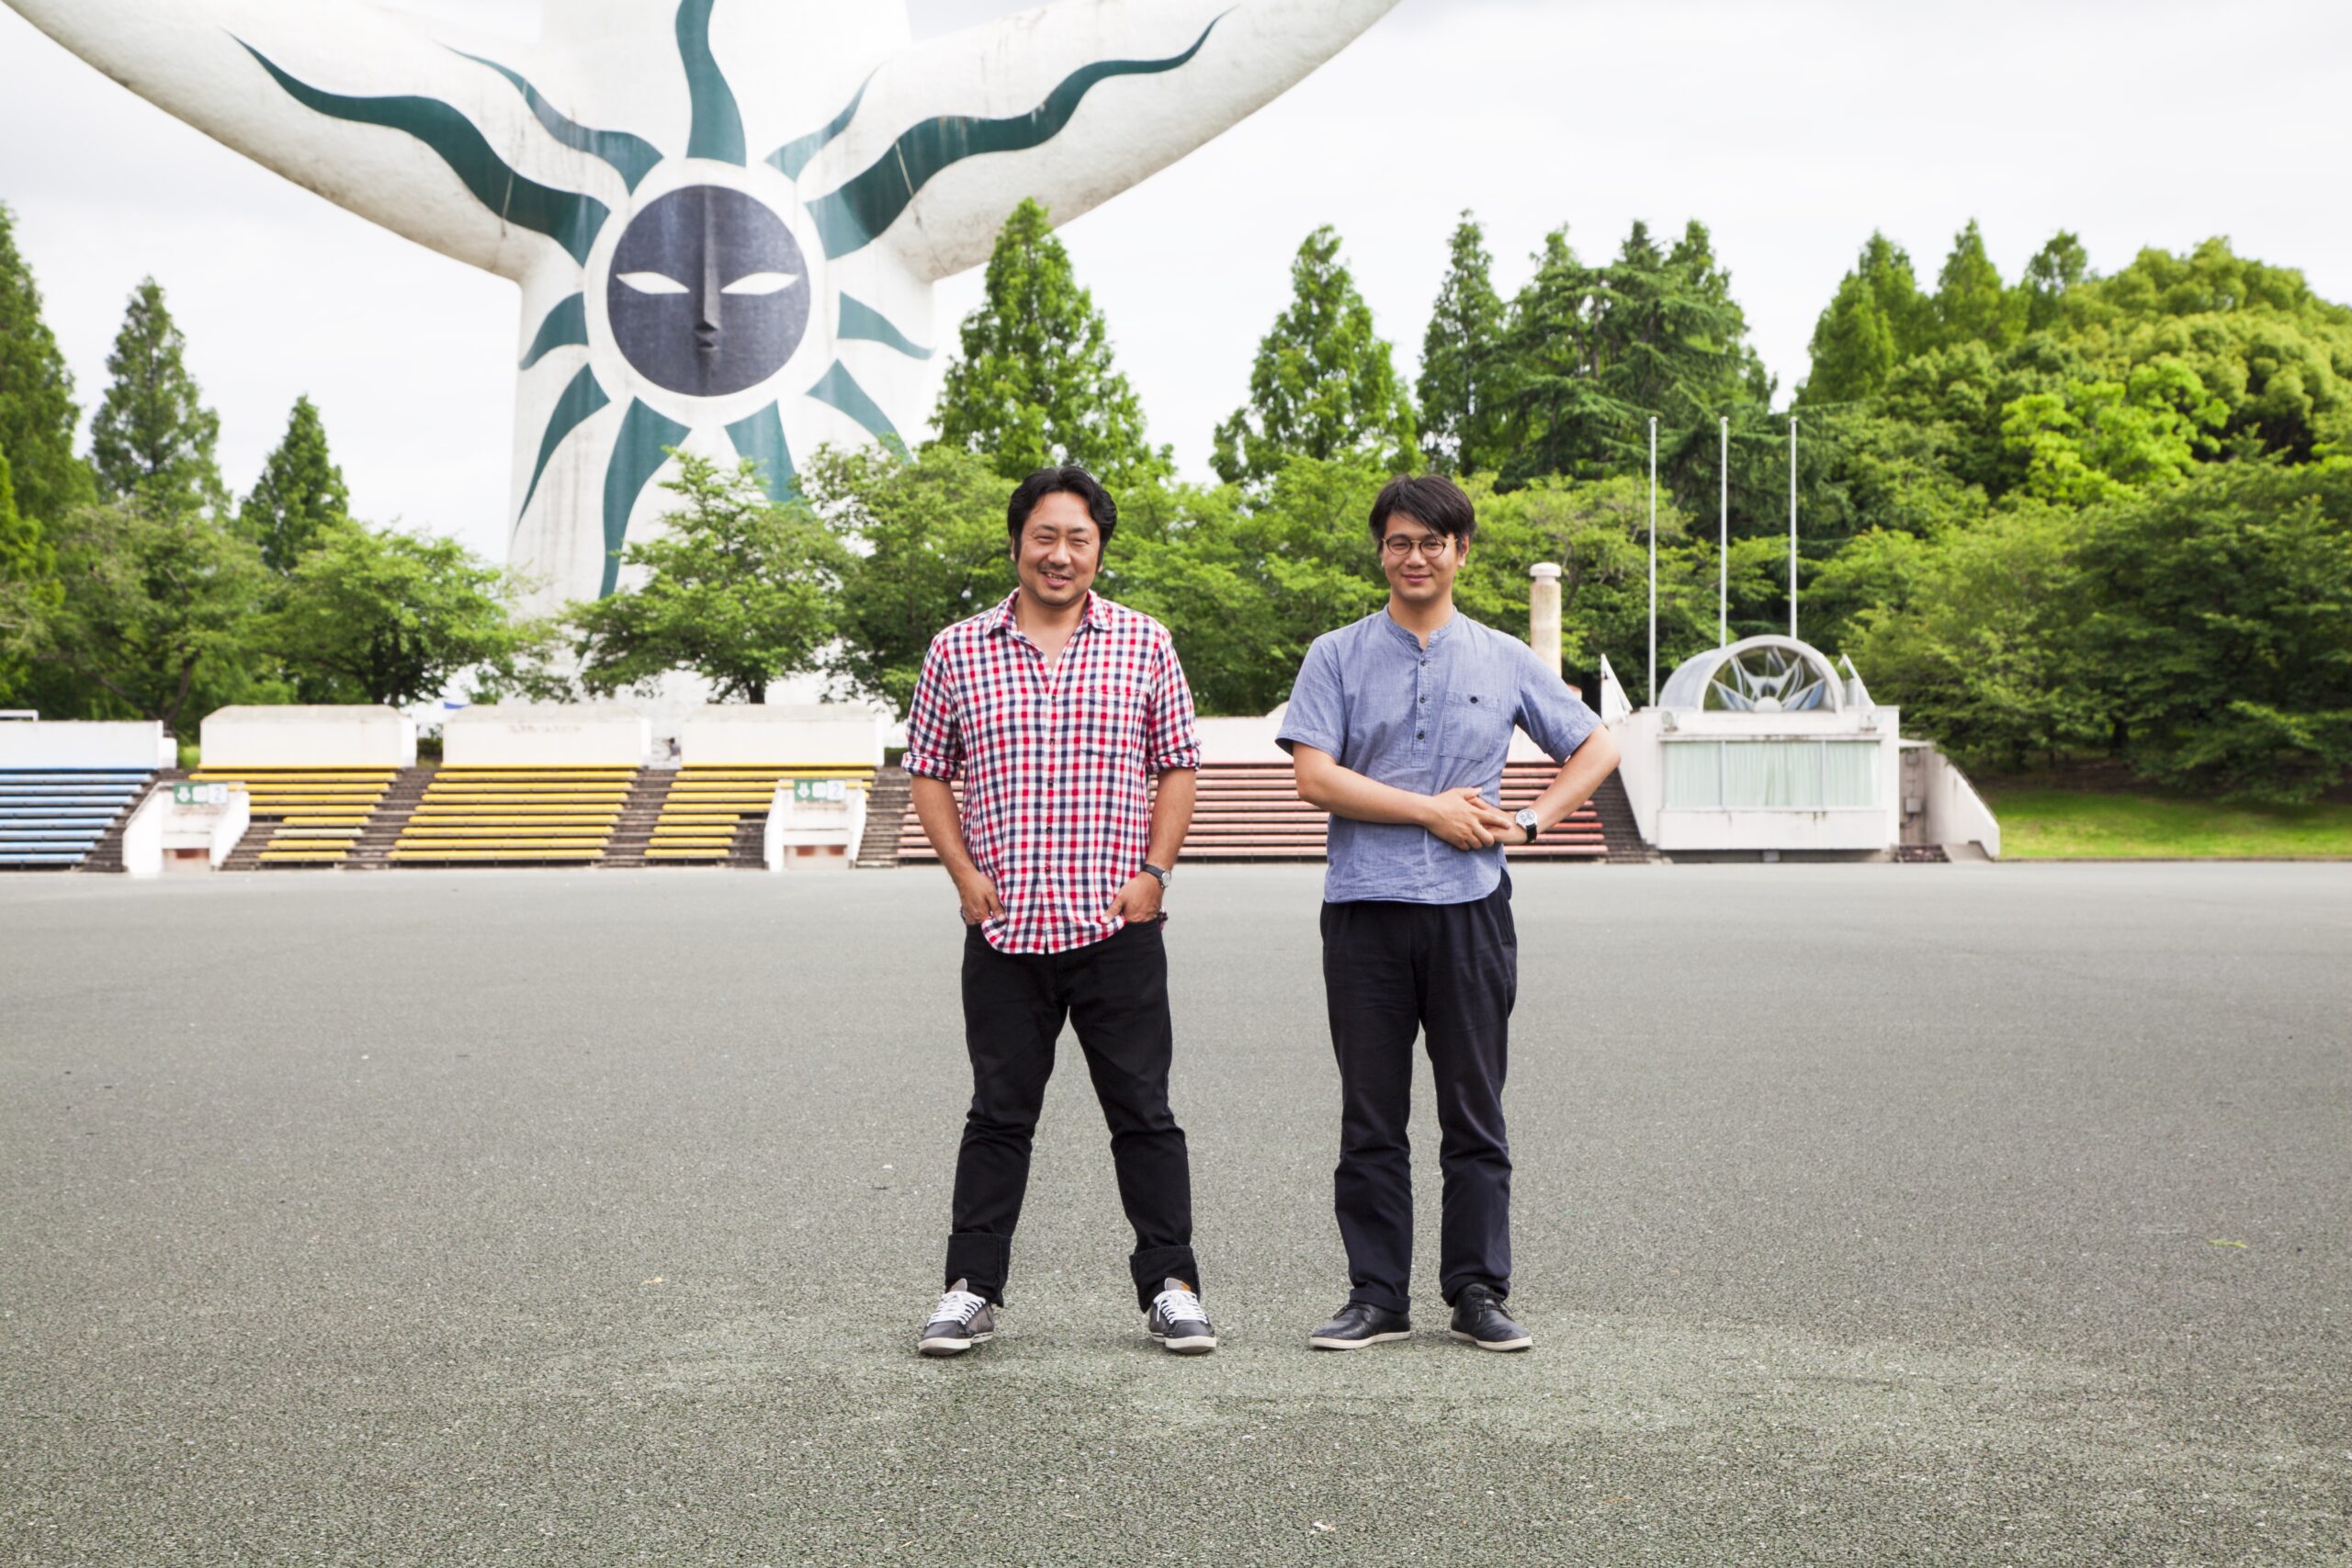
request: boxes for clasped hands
[1422,786,1518,852]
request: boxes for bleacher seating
[389,766,637,863]
[898,761,1608,863]
[191,766,397,865]
[0,769,155,869]
[646,762,876,862]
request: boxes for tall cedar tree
[933,197,1167,489]
[1930,220,2022,352]
[1418,213,1508,475]
[1212,225,1417,488]
[0,203,95,525]
[1492,220,1770,506]
[89,277,228,518]
[241,395,350,572]
[0,448,63,702]
[1801,233,1927,404]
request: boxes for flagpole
[1718,415,1728,648]
[1647,415,1658,706]
[1788,414,1799,639]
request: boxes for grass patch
[1981,787,2352,859]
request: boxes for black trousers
[1320,873,1518,1314]
[944,919,1197,1310]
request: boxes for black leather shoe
[1448,1283,1532,1351]
[1308,1301,1411,1350]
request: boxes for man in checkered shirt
[902,465,1216,1359]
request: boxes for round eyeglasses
[1380,534,1454,559]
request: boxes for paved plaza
[3,863,2347,1565]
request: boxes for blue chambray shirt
[1276,609,1601,906]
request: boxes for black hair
[1007,464,1117,549]
[1368,473,1476,547]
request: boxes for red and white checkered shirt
[903,590,1202,954]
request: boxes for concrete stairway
[855,766,913,867]
[599,769,679,867]
[74,769,183,874]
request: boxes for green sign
[172,782,232,807]
[791,779,850,805]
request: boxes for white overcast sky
[2,0,2346,569]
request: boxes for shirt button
[1416,730,1425,740]
[1419,695,1427,705]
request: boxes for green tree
[806,441,1016,715]
[1929,220,2024,352]
[1852,504,2103,771]
[933,197,1167,489]
[1212,226,1417,488]
[0,497,265,737]
[2021,231,2089,333]
[570,451,844,703]
[1999,359,2228,504]
[262,520,558,706]
[89,277,227,518]
[2074,464,2352,802]
[0,204,95,527]
[1802,233,1927,404]
[0,447,62,703]
[240,396,350,573]
[1490,220,1770,504]
[1418,212,1508,475]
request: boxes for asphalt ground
[2,863,2346,1566]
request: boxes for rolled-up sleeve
[1515,642,1600,762]
[1275,635,1348,759]
[1144,634,1203,773]
[900,637,963,781]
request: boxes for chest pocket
[1070,680,1145,756]
[1439,689,1512,762]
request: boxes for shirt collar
[1383,604,1457,652]
[990,588,1105,639]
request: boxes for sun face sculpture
[9,0,1398,607]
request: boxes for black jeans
[1320,873,1517,1314]
[945,919,1198,1310]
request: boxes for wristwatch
[1514,808,1541,844]
[1142,862,1172,888]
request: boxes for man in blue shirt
[1277,474,1622,1352]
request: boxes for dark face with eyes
[607,186,809,398]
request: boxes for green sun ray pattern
[517,364,611,525]
[836,294,933,359]
[806,360,906,456]
[602,400,691,597]
[804,14,1225,260]
[458,51,665,192]
[764,70,874,182]
[674,0,746,165]
[725,405,797,502]
[518,294,590,369]
[236,40,608,265]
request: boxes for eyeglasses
[1380,534,1453,559]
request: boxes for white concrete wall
[763,780,867,870]
[1919,745,2002,859]
[1614,705,1906,853]
[681,704,887,767]
[0,719,173,770]
[200,706,415,768]
[443,705,650,767]
[121,784,249,875]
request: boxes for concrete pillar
[1529,562,1563,675]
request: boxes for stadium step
[854,765,913,867]
[0,767,161,873]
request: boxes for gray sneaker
[1145,1278,1217,1354]
[919,1279,995,1357]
